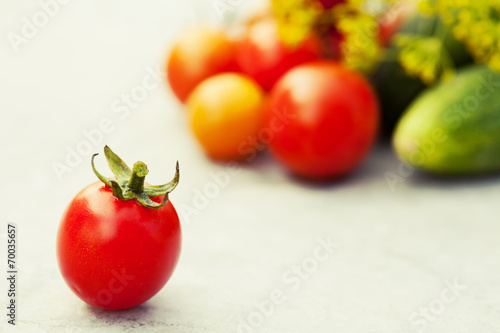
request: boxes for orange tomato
[167,27,239,102]
[187,73,266,162]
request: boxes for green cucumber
[393,65,500,175]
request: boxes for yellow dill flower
[334,8,382,73]
[271,0,398,73]
[424,0,500,71]
[271,0,322,48]
[396,34,455,84]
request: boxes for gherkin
[393,65,500,175]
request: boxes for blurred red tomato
[265,61,379,180]
[167,27,239,102]
[236,18,321,92]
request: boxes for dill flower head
[271,0,323,48]
[272,0,499,83]
[424,0,500,70]
[396,34,455,84]
[272,0,400,73]
[332,3,382,73]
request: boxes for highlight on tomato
[57,146,181,310]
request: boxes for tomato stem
[128,162,148,193]
[91,146,180,209]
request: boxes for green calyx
[91,146,179,209]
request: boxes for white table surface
[1,1,500,332]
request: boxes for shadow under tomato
[281,143,392,190]
[86,302,155,323]
[206,147,275,169]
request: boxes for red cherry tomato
[57,148,181,310]
[167,27,239,102]
[265,61,379,180]
[236,18,321,91]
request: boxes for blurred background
[1,0,500,332]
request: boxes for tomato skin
[187,73,266,162]
[265,61,379,180]
[167,27,239,102]
[57,182,181,310]
[236,19,321,92]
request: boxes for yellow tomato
[187,73,266,162]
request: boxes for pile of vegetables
[166,0,500,179]
[56,0,500,312]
